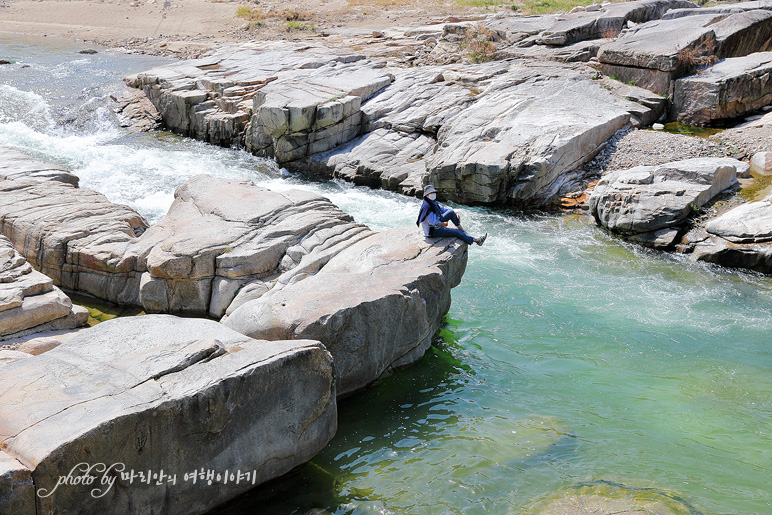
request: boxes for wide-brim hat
[423,185,437,197]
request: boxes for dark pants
[429,208,474,245]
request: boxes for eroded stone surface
[673,52,772,125]
[224,228,468,397]
[590,157,742,248]
[0,315,337,515]
[0,235,87,339]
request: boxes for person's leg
[430,225,474,245]
[439,207,461,228]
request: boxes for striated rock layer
[589,157,744,248]
[224,227,467,396]
[0,147,467,394]
[0,315,337,515]
[128,42,663,209]
[673,51,772,125]
[0,235,88,339]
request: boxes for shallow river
[2,34,771,515]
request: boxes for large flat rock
[673,51,772,125]
[224,227,467,397]
[425,64,636,207]
[0,315,337,515]
[590,157,742,248]
[597,15,720,94]
[597,9,772,94]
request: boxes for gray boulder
[539,0,697,47]
[425,65,637,207]
[705,194,772,243]
[0,235,88,339]
[131,175,370,316]
[673,51,772,125]
[224,228,468,397]
[597,15,720,94]
[751,151,772,174]
[663,1,772,20]
[0,315,337,515]
[590,157,742,248]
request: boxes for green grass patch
[235,5,263,21]
[286,20,315,31]
[520,0,593,15]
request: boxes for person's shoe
[476,233,487,246]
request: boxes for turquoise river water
[1,34,771,515]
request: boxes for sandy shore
[0,0,503,57]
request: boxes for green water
[3,34,772,515]
[214,209,772,514]
[656,122,724,139]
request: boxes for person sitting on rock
[416,185,487,246]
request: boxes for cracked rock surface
[0,315,337,515]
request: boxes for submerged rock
[527,480,700,515]
[590,157,742,248]
[0,315,337,515]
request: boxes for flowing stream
[2,34,771,515]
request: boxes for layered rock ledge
[0,147,467,395]
[126,40,663,209]
[0,235,88,340]
[589,157,745,248]
[0,315,337,515]
[124,0,772,209]
[691,191,772,272]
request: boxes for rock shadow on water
[212,319,579,514]
[209,319,472,514]
[523,479,704,515]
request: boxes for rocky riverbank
[0,144,468,513]
[119,0,772,274]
